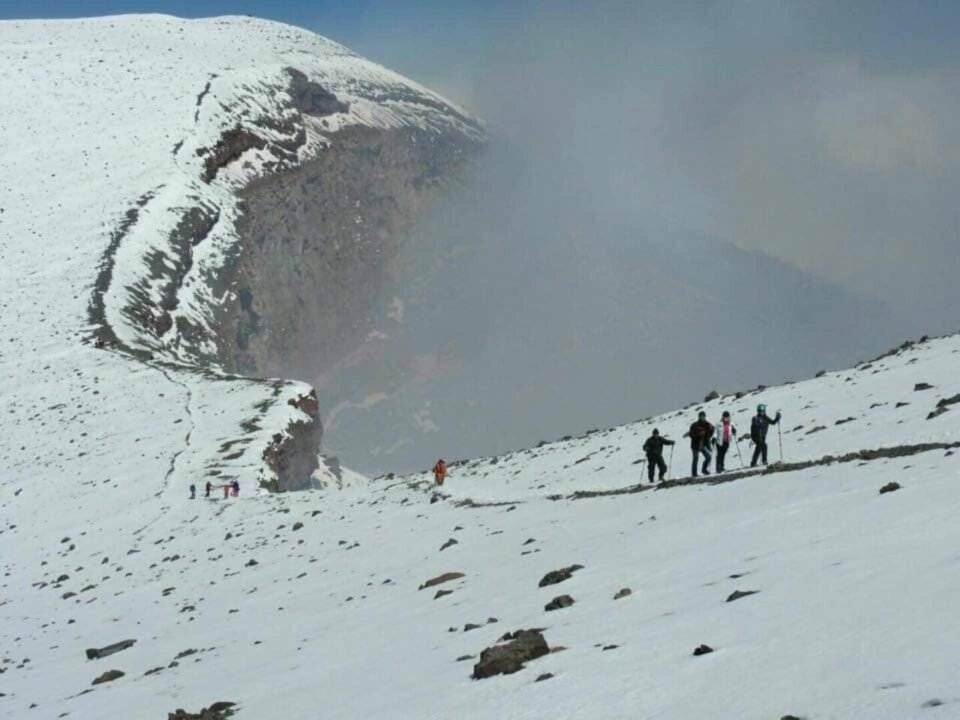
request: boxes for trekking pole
[777,412,784,461]
[668,444,674,479]
[735,436,744,469]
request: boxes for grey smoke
[309,2,958,473]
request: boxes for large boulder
[473,630,549,679]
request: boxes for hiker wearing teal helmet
[750,405,781,467]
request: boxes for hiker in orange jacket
[432,459,447,486]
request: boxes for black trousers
[691,444,711,476]
[646,454,667,482]
[716,443,730,472]
[751,440,768,466]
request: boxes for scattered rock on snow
[167,701,238,719]
[704,390,720,402]
[473,629,549,679]
[92,669,125,685]
[544,595,574,612]
[440,538,458,551]
[613,588,632,600]
[914,382,934,391]
[535,673,554,682]
[434,589,454,600]
[419,572,465,590]
[726,590,759,603]
[85,639,136,660]
[879,482,901,495]
[538,565,584,588]
[692,644,714,656]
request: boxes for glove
[776,411,782,419]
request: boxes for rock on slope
[0,14,481,495]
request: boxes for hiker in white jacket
[714,411,737,473]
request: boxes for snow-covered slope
[2,328,958,718]
[0,14,480,494]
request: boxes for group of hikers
[642,404,782,483]
[428,404,781,488]
[189,480,240,499]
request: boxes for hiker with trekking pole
[687,411,715,478]
[750,404,782,467]
[642,428,675,483]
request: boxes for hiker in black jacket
[688,411,714,478]
[750,404,781,467]
[642,429,675,483]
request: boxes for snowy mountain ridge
[0,14,481,493]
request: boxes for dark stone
[167,701,238,719]
[704,390,720,402]
[473,629,550,679]
[434,589,453,600]
[464,624,483,632]
[692,644,714,656]
[614,588,632,600]
[419,571,465,590]
[538,564,584,588]
[440,538,458,551]
[92,669,125,685]
[726,590,759,603]
[85,639,136,660]
[914,382,934,391]
[535,673,554,682]
[602,644,618,651]
[292,522,303,531]
[879,482,901,495]
[544,595,575,612]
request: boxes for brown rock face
[218,124,479,381]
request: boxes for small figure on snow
[204,481,212,498]
[189,483,196,500]
[223,484,230,499]
[750,404,781,467]
[642,428,675,483]
[687,411,714,478]
[231,480,240,497]
[432,459,447,487]
[714,411,737,473]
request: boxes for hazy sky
[3,0,958,327]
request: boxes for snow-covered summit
[0,14,481,497]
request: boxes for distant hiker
[432,459,447,487]
[687,411,714,478]
[750,404,781,467]
[714,411,737,473]
[223,484,230,499]
[642,429,675,483]
[189,484,196,500]
[231,480,240,497]
[204,481,212,498]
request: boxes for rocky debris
[692,644,714,656]
[927,406,949,420]
[245,559,258,567]
[535,673,554,682]
[286,68,349,117]
[463,623,483,632]
[85,639,136,660]
[434,589,453,600]
[914,382,934,391]
[780,716,806,720]
[91,669,124,685]
[440,538,458,551]
[815,370,827,378]
[419,572,465,590]
[167,701,238,719]
[726,590,759,603]
[879,482,901,495]
[544,595,574,612]
[602,644,619,651]
[473,630,550,679]
[704,390,720,402]
[198,125,267,183]
[292,522,303,531]
[538,565,584,588]
[613,588,632,600]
